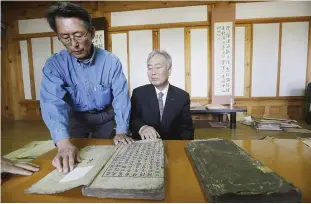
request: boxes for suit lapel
[161,85,175,128]
[148,85,161,124]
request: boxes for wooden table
[2,139,311,202]
[191,107,247,129]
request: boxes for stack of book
[190,102,206,110]
[254,116,301,131]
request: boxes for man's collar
[155,83,169,95]
[75,44,97,64]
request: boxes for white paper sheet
[59,165,94,183]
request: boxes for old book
[25,139,165,200]
[185,139,302,202]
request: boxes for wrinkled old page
[4,140,55,162]
[83,139,165,200]
[25,145,118,194]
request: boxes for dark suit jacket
[130,84,194,140]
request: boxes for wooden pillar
[2,17,21,120]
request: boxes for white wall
[111,6,208,27]
[20,40,32,99]
[252,23,279,97]
[18,18,52,34]
[235,27,245,97]
[190,28,209,97]
[31,37,52,100]
[111,33,129,80]
[129,30,153,93]
[236,2,311,19]
[160,28,185,90]
[279,22,309,96]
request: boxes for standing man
[130,50,194,140]
[40,2,133,174]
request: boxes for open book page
[25,145,117,194]
[84,140,164,195]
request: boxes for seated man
[130,50,194,140]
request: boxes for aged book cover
[185,139,302,202]
[25,139,165,200]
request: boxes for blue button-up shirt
[40,47,130,144]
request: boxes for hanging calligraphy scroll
[92,17,108,49]
[211,5,235,105]
[214,22,233,96]
[93,30,105,49]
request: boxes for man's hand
[53,139,81,173]
[139,125,161,140]
[1,157,39,176]
[113,134,134,145]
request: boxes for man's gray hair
[147,50,172,69]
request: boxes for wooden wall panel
[3,20,21,119]
[269,106,282,115]
[235,98,305,120]
[251,106,265,117]
[287,105,303,119]
[1,39,10,119]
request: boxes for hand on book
[113,134,134,145]
[54,139,81,173]
[1,157,39,176]
[139,125,161,140]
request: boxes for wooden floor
[1,119,311,155]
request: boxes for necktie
[158,92,164,120]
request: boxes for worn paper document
[4,140,55,162]
[17,140,55,159]
[25,145,117,194]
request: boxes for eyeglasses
[58,31,89,44]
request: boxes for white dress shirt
[154,84,169,108]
